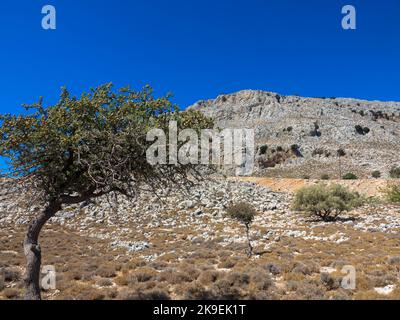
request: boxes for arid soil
[1,178,400,300]
[238,177,395,197]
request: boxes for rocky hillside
[190,90,400,178]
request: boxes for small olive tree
[292,184,363,222]
[227,202,256,257]
[0,83,213,300]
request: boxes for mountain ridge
[189,90,400,178]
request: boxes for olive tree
[226,202,256,257]
[292,183,363,221]
[0,83,213,300]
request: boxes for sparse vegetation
[226,203,256,257]
[355,125,370,135]
[389,166,400,178]
[383,183,400,203]
[342,173,358,180]
[0,84,214,300]
[309,122,321,137]
[259,145,268,155]
[336,149,346,157]
[371,171,381,178]
[292,184,364,221]
[290,144,302,157]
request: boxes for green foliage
[290,144,302,157]
[383,183,400,203]
[0,83,214,203]
[259,145,268,155]
[342,173,358,180]
[336,149,346,157]
[226,202,256,226]
[371,171,381,179]
[226,202,256,257]
[321,174,330,180]
[389,166,400,178]
[355,125,370,135]
[292,184,364,221]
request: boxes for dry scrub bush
[383,183,400,203]
[95,264,117,278]
[183,282,214,300]
[96,278,113,287]
[218,257,237,269]
[3,288,21,299]
[197,270,221,285]
[212,279,242,300]
[226,202,256,257]
[292,184,363,221]
[117,288,170,300]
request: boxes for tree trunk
[23,200,61,300]
[245,224,253,258]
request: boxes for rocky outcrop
[189,90,400,178]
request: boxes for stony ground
[190,90,400,179]
[1,178,400,300]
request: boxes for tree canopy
[0,83,214,204]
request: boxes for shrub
[132,268,157,283]
[3,288,20,299]
[96,278,113,287]
[259,145,268,155]
[355,125,364,135]
[383,183,400,203]
[371,170,381,178]
[389,166,400,178]
[184,282,213,300]
[309,122,321,137]
[320,273,341,291]
[355,125,370,135]
[336,148,346,157]
[212,279,241,300]
[342,173,358,180]
[312,148,324,157]
[3,268,21,282]
[388,256,400,265]
[95,265,117,278]
[218,258,236,269]
[321,174,330,180]
[118,288,170,300]
[292,184,364,221]
[226,203,256,257]
[138,289,170,300]
[249,269,273,291]
[264,262,281,275]
[290,144,302,157]
[198,270,220,285]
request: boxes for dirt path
[236,177,398,197]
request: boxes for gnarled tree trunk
[23,200,61,300]
[245,223,253,258]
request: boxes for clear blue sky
[0,0,399,115]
